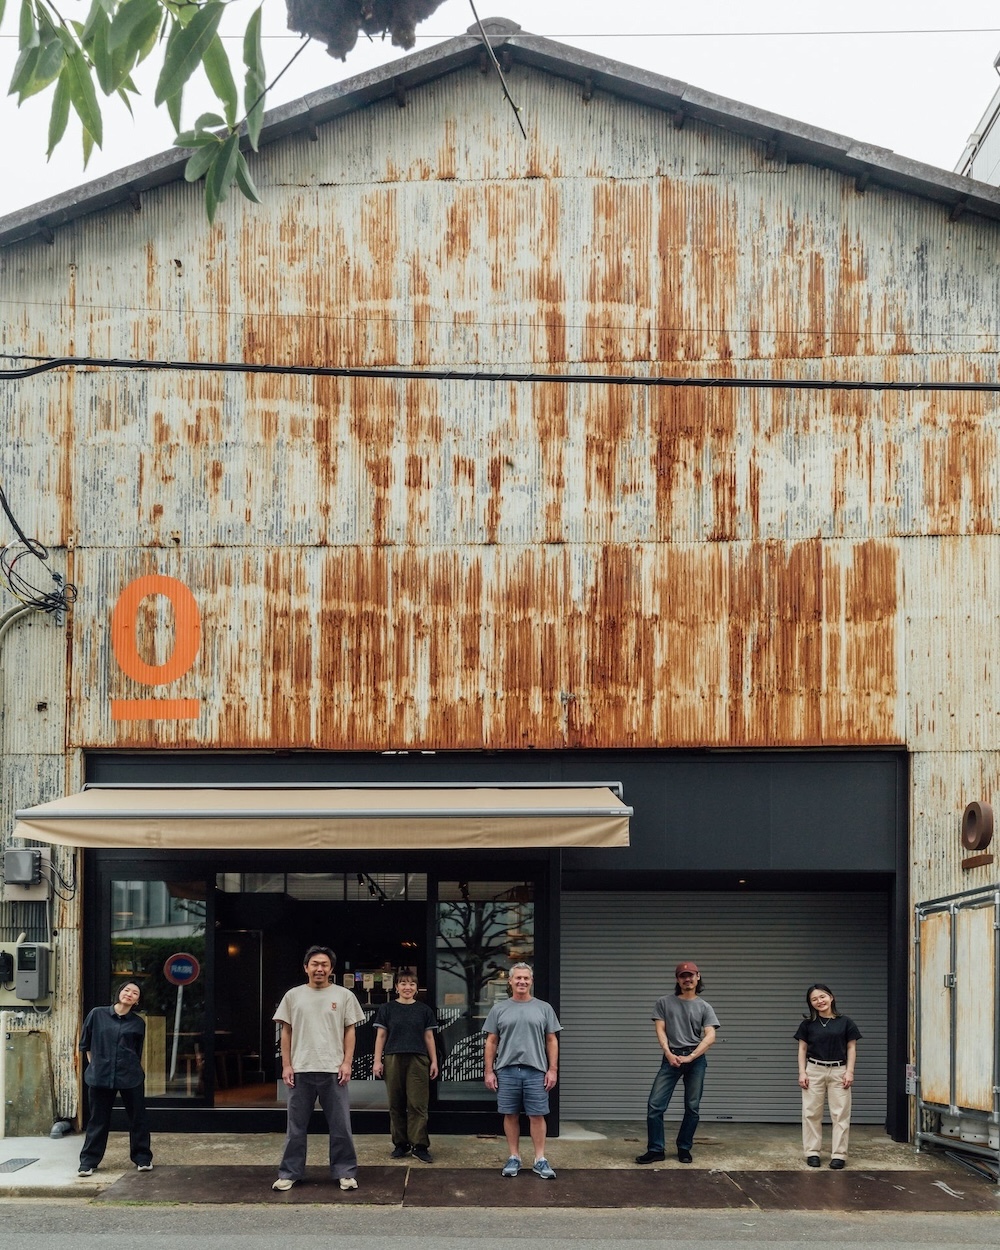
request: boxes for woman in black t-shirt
[793,983,861,1170]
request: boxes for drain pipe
[0,1009,11,1140]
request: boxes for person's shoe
[635,1150,666,1164]
[829,1158,846,1170]
[501,1155,522,1177]
[411,1146,434,1163]
[532,1157,556,1180]
[136,1163,153,1172]
[806,1155,822,1168]
[339,1177,359,1191]
[271,1177,296,1191]
[390,1144,410,1159]
[677,1149,693,1164]
[77,1167,94,1177]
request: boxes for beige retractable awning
[13,785,631,850]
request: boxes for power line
[2,352,999,392]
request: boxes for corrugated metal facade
[0,47,997,1119]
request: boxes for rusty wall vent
[961,800,994,870]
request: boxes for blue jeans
[645,1054,707,1153]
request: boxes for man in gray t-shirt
[635,960,720,1166]
[482,963,562,1180]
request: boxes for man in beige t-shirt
[270,945,365,1192]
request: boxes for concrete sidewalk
[0,1123,991,1205]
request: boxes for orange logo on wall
[110,575,201,721]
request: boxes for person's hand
[372,1061,384,1079]
[337,1061,351,1085]
[842,1072,854,1089]
[798,1074,810,1089]
[429,1061,439,1080]
[484,1071,498,1091]
[543,1067,557,1091]
[666,1052,682,1067]
[282,1065,295,1088]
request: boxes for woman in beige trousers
[794,984,861,1170]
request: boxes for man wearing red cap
[635,961,720,1166]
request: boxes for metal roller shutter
[560,891,888,1122]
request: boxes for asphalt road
[1,1204,999,1248]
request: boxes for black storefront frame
[81,745,907,1141]
[84,846,558,1135]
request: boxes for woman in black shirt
[77,981,153,1177]
[793,983,861,1170]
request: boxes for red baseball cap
[675,961,699,977]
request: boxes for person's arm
[543,1031,559,1091]
[424,1028,438,1080]
[484,1032,499,1090]
[338,1022,356,1085]
[654,1018,681,1066]
[279,1021,295,1088]
[798,1038,810,1089]
[372,1024,386,1078]
[679,1024,716,1063]
[842,1038,857,1089]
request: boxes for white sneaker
[77,1167,94,1178]
[339,1177,358,1191]
[137,1163,153,1172]
[272,1177,296,1191]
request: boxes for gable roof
[3,15,1000,249]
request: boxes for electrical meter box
[15,943,50,1000]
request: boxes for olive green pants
[383,1052,431,1149]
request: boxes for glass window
[111,880,207,1099]
[435,881,535,1103]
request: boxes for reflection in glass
[435,882,535,1103]
[111,880,206,1099]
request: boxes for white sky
[2,0,1000,218]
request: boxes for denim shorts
[496,1064,549,1115]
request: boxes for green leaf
[165,88,182,132]
[193,111,225,132]
[234,151,261,204]
[9,44,41,98]
[204,131,239,222]
[203,34,237,128]
[80,0,108,48]
[242,5,265,151]
[174,128,217,147]
[0,1,6,32]
[108,0,161,55]
[64,43,103,148]
[82,122,95,167]
[47,68,70,156]
[18,0,40,51]
[154,2,225,107]
[14,34,64,101]
[183,138,219,182]
[89,13,117,95]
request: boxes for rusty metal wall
[0,611,82,1121]
[1,65,1000,912]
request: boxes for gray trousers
[278,1072,357,1181]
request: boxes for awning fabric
[13,786,631,851]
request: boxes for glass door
[434,880,536,1107]
[109,878,210,1100]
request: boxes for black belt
[671,1046,698,1056]
[807,1058,844,1066]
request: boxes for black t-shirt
[794,1014,862,1063]
[373,1000,438,1055]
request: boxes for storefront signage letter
[110,574,201,720]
